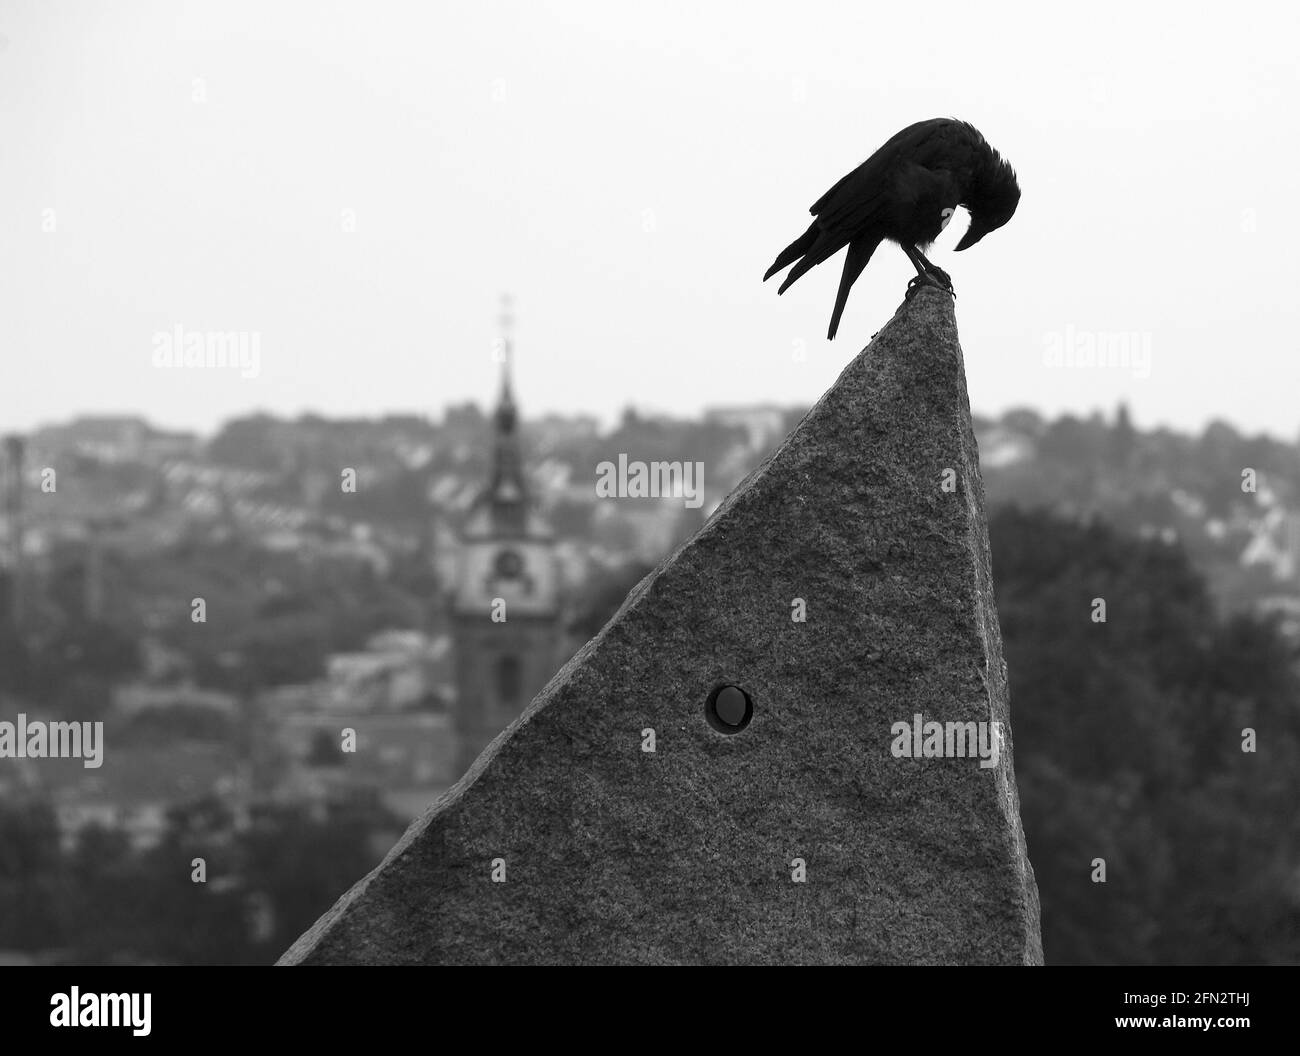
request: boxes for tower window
[496,655,522,708]
[494,549,524,578]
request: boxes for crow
[763,118,1021,339]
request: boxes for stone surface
[280,287,1043,965]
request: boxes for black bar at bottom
[0,965,1292,1045]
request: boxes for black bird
[763,118,1020,339]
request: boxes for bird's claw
[904,270,956,301]
[926,266,953,291]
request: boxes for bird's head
[955,153,1020,252]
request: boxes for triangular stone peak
[280,287,1043,965]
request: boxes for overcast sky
[2,0,1298,438]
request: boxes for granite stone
[279,287,1044,965]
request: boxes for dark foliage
[991,506,1300,964]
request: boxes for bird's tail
[827,235,881,340]
[774,226,854,295]
[763,221,819,282]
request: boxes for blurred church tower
[450,298,563,777]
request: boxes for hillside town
[1,373,1298,961]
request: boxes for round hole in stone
[705,684,753,734]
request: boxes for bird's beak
[954,217,989,252]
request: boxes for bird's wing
[891,160,954,211]
[808,118,951,225]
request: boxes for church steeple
[481,294,528,536]
[450,294,564,779]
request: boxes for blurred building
[703,404,786,454]
[319,631,451,713]
[34,743,244,852]
[1,435,27,633]
[265,629,456,818]
[277,710,456,822]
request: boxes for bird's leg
[902,244,928,277]
[912,247,952,292]
[902,248,937,301]
[902,245,953,296]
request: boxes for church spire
[482,294,528,534]
[494,294,518,433]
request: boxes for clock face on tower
[494,548,525,579]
